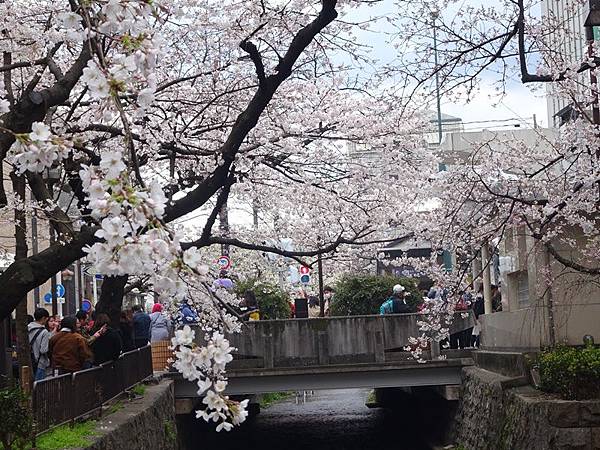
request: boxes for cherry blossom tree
[0,0,437,429]
[1,0,598,429]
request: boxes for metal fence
[32,345,153,433]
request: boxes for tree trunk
[10,172,32,384]
[96,275,128,328]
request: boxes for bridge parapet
[200,312,475,370]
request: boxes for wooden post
[20,366,32,394]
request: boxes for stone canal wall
[79,380,177,450]
[454,366,600,450]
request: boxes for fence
[32,345,153,433]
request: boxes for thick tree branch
[0,227,97,320]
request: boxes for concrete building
[541,0,596,127]
[438,127,600,349]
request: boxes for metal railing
[32,345,153,433]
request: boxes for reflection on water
[178,388,445,450]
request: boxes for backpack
[28,327,44,373]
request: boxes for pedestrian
[212,270,235,291]
[49,316,94,373]
[28,308,51,381]
[119,310,135,352]
[132,304,151,348]
[450,290,472,349]
[471,287,484,347]
[240,290,260,321]
[90,313,122,365]
[178,299,199,326]
[491,285,503,312]
[323,286,334,316]
[149,303,172,342]
[308,295,320,318]
[47,315,60,336]
[380,284,413,315]
[75,310,90,339]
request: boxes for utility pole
[318,254,325,317]
[432,11,443,146]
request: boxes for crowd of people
[378,282,503,350]
[26,301,187,382]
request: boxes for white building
[541,0,593,127]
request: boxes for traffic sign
[56,284,65,297]
[300,266,310,275]
[81,299,92,312]
[43,293,52,304]
[300,274,310,284]
[217,255,231,270]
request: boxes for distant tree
[330,275,421,316]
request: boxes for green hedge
[0,385,32,450]
[329,275,422,316]
[538,344,600,400]
[234,279,291,320]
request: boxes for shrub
[538,344,600,400]
[235,279,292,320]
[0,385,32,450]
[329,275,422,316]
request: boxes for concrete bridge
[174,312,475,397]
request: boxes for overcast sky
[344,0,549,129]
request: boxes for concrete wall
[488,223,600,351]
[222,313,474,368]
[78,380,177,450]
[454,367,600,450]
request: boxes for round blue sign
[43,293,52,304]
[300,274,310,284]
[56,284,65,297]
[81,299,92,312]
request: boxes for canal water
[179,388,448,450]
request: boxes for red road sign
[217,255,231,270]
[300,266,310,275]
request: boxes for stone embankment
[454,366,600,450]
[77,380,177,450]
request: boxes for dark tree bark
[96,275,128,328]
[0,228,97,320]
[10,172,32,383]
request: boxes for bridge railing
[214,312,475,370]
[32,345,153,433]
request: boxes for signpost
[217,255,232,271]
[300,266,310,284]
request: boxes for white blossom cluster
[171,326,248,432]
[8,122,72,174]
[75,0,162,112]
